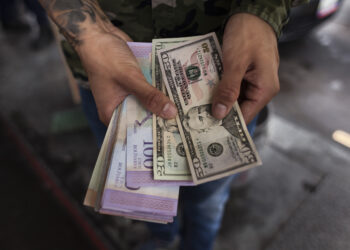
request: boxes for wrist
[225,13,277,44]
[74,21,126,56]
[73,19,113,50]
[228,1,291,38]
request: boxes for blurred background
[0,0,349,250]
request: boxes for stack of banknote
[84,33,261,223]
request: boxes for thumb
[123,70,178,119]
[211,63,247,119]
[137,84,178,119]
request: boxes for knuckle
[274,83,280,95]
[217,85,239,104]
[98,111,108,125]
[271,78,280,96]
[128,68,142,78]
[225,61,246,75]
[98,107,113,125]
[120,67,143,83]
[145,90,163,111]
[276,54,280,66]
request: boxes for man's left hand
[211,13,280,124]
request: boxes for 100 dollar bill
[158,33,262,184]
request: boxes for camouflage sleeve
[229,0,309,38]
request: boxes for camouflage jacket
[62,0,307,81]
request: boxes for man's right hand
[76,27,177,125]
[39,0,177,125]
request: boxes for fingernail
[161,103,177,119]
[213,103,227,119]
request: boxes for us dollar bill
[158,33,262,184]
[152,37,194,181]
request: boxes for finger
[120,69,177,119]
[240,65,279,124]
[90,77,128,125]
[240,99,264,124]
[212,61,248,120]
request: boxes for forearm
[39,0,113,48]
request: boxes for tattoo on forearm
[39,0,109,46]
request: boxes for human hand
[76,26,177,125]
[211,13,280,124]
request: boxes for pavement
[0,2,349,250]
[0,118,97,250]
